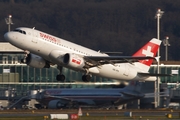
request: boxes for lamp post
[163,36,170,61]
[5,15,13,32]
[155,9,164,108]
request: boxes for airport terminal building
[0,42,180,109]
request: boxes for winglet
[155,56,161,62]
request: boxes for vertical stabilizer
[132,38,161,72]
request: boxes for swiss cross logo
[142,46,154,57]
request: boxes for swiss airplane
[4,27,161,82]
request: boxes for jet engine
[63,53,85,70]
[48,100,66,109]
[22,53,50,68]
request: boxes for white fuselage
[4,27,154,81]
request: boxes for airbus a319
[4,27,162,82]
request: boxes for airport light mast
[5,15,13,32]
[163,36,170,61]
[155,8,164,108]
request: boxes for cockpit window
[13,29,26,35]
[22,31,26,34]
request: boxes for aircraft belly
[96,64,138,81]
[89,67,99,74]
[75,97,122,106]
[94,100,112,105]
[76,99,95,105]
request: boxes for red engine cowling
[25,53,50,68]
[63,53,85,70]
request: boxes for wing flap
[121,92,144,97]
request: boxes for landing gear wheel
[21,58,26,63]
[82,75,91,82]
[56,74,65,82]
[21,51,29,64]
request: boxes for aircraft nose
[4,32,12,42]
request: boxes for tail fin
[132,38,161,72]
[123,81,142,92]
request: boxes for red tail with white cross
[132,38,161,72]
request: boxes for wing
[45,95,73,101]
[83,56,155,68]
[45,95,95,105]
[99,52,123,55]
[137,72,172,77]
[144,92,169,98]
[121,91,145,97]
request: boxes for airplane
[39,80,144,109]
[4,27,162,82]
[38,80,168,109]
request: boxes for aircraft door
[123,64,129,76]
[32,29,38,43]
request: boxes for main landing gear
[56,66,92,82]
[56,66,65,82]
[56,74,65,81]
[21,50,29,63]
[82,74,91,82]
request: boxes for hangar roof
[0,42,23,53]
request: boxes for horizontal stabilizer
[144,92,169,98]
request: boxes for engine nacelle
[63,53,85,70]
[24,54,50,68]
[48,100,66,109]
[49,50,65,64]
